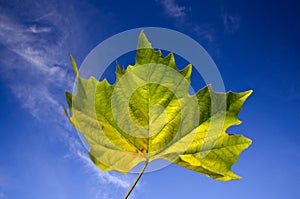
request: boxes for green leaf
[65,30,252,181]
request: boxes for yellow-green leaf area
[65,30,252,181]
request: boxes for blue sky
[0,0,299,198]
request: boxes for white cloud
[0,14,70,78]
[0,13,70,119]
[76,150,131,189]
[0,169,15,199]
[158,0,186,18]
[68,135,132,189]
[27,25,52,34]
[0,1,134,198]
[62,133,135,198]
[222,12,241,33]
[9,83,60,119]
[192,24,216,43]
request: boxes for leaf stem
[123,159,149,199]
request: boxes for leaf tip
[61,104,70,118]
[137,30,152,49]
[246,89,253,96]
[69,54,79,76]
[180,63,193,81]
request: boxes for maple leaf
[64,30,252,197]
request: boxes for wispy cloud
[155,0,221,56]
[188,23,222,57]
[76,150,131,189]
[158,0,186,18]
[222,11,241,33]
[63,133,135,198]
[0,169,16,199]
[0,13,72,121]
[26,25,52,34]
[0,1,134,197]
[192,24,216,44]
[63,134,132,189]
